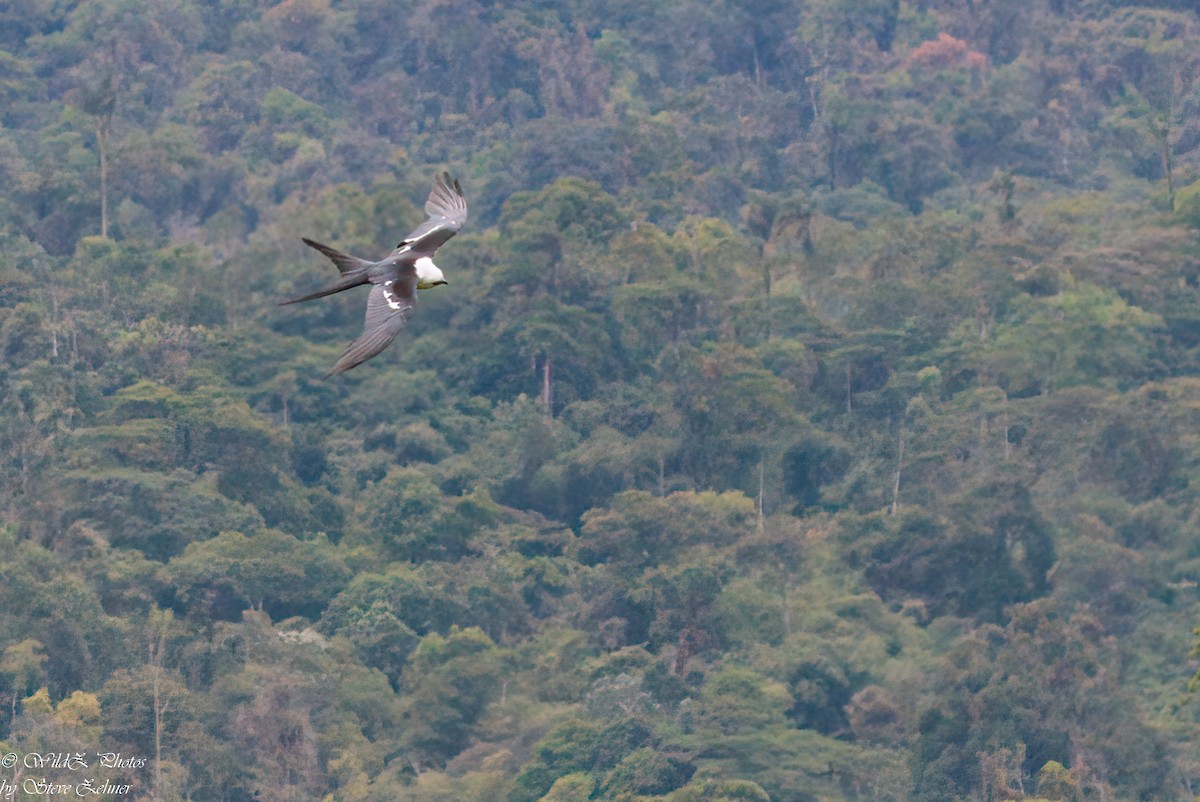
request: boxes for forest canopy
[2,1,1200,801]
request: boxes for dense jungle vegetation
[3,0,1200,800]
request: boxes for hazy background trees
[2,1,1200,800]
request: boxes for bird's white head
[414,257,447,289]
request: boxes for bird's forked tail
[278,238,373,305]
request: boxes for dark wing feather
[325,267,418,377]
[324,315,409,377]
[394,172,468,253]
[424,172,466,220]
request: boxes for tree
[954,279,1163,395]
[99,664,192,800]
[579,489,755,572]
[509,715,657,802]
[600,747,694,797]
[843,477,1054,623]
[1,2,1200,800]
[665,343,801,492]
[357,466,468,561]
[73,67,117,239]
[695,666,792,735]
[0,639,46,725]
[396,627,507,769]
[911,600,1172,801]
[232,669,323,801]
[169,529,350,620]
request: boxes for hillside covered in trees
[3,0,1200,800]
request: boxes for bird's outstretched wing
[325,266,418,377]
[394,172,468,254]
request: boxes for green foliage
[695,667,792,735]
[1178,178,1200,227]
[851,479,1055,621]
[510,715,657,802]
[2,2,1199,801]
[1035,760,1079,801]
[601,747,695,797]
[579,489,755,570]
[666,779,772,802]
[538,772,594,802]
[169,529,350,619]
[960,279,1163,394]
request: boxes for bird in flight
[281,172,467,377]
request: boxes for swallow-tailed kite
[281,172,467,377]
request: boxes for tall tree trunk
[891,425,904,515]
[757,459,765,530]
[97,120,110,239]
[1160,117,1175,210]
[541,353,553,417]
[148,615,171,802]
[153,671,163,800]
[49,288,59,359]
[781,577,791,637]
[762,261,772,341]
[845,364,853,415]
